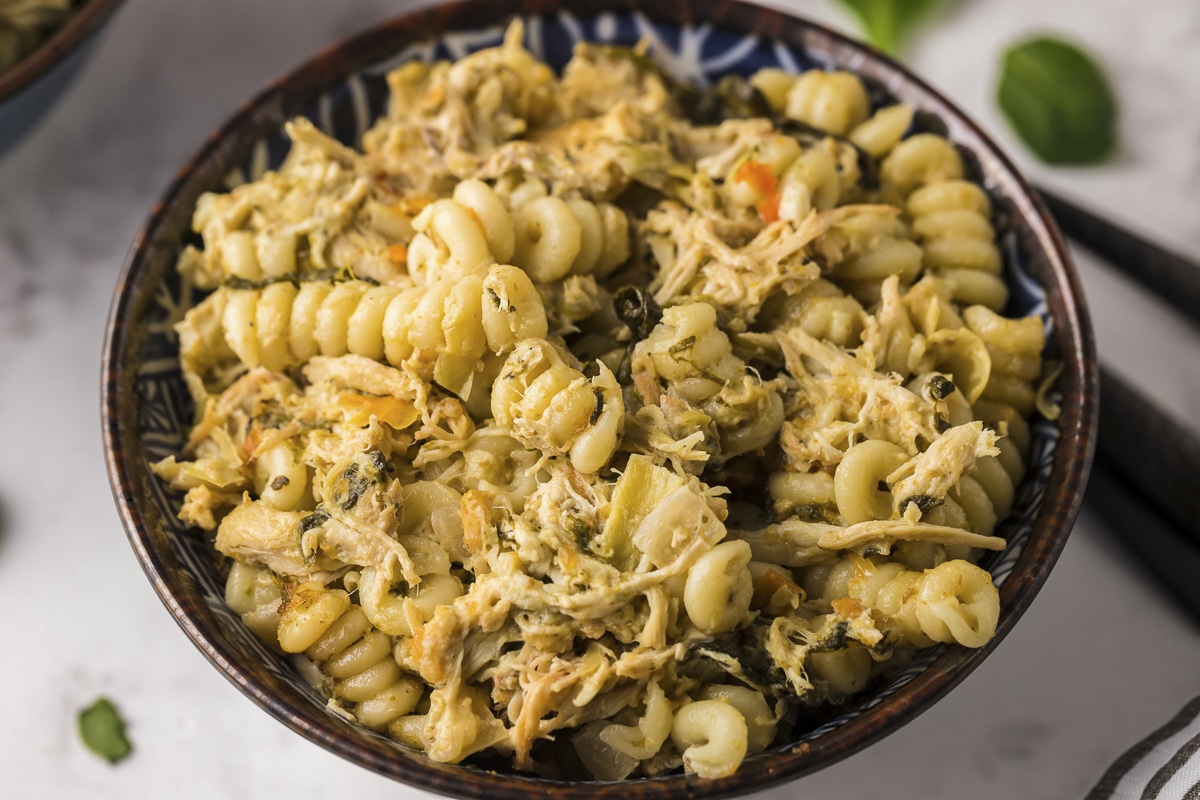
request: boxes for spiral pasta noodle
[880,132,965,199]
[670,700,748,779]
[909,180,1008,311]
[490,338,624,474]
[277,582,425,729]
[409,178,631,284]
[964,304,1045,492]
[822,209,925,305]
[761,278,866,350]
[750,67,870,138]
[223,562,284,647]
[849,104,915,158]
[186,119,421,289]
[636,302,785,459]
[809,554,1000,648]
[189,262,547,398]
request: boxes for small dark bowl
[102,1,1098,797]
[0,0,125,155]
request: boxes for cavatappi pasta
[155,23,1055,780]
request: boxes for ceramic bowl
[102,1,1098,797]
[0,0,125,155]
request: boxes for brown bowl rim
[102,1,1099,797]
[0,0,126,105]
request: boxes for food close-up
[151,23,1052,780]
[9,0,1200,798]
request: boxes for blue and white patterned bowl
[102,2,1098,797]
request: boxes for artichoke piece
[595,454,685,570]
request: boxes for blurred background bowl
[0,0,125,155]
[102,0,1097,797]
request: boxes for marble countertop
[2,0,1198,797]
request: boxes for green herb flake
[78,697,132,765]
[902,494,942,514]
[926,375,956,401]
[590,389,605,426]
[797,502,838,524]
[298,508,330,535]
[613,286,663,342]
[835,0,941,54]
[668,335,696,356]
[997,36,1118,165]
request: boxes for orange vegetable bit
[387,243,409,265]
[755,192,781,225]
[733,159,782,224]
[337,393,419,430]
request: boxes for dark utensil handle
[1039,187,1200,622]
[1038,188,1200,326]
[1097,368,1200,544]
[1085,453,1200,626]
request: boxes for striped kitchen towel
[1087,697,1200,800]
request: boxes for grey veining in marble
[1,0,1197,797]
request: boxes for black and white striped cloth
[1087,697,1200,800]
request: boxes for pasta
[277,583,426,729]
[154,25,1054,781]
[670,699,749,779]
[490,338,625,474]
[909,180,1008,310]
[408,180,630,285]
[183,262,548,399]
[815,555,1000,649]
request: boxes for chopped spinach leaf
[78,698,132,765]
[997,36,1117,164]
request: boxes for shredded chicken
[153,22,1048,782]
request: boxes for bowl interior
[104,3,1095,798]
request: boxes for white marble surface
[1,0,1198,797]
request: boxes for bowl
[102,1,1098,796]
[0,0,126,156]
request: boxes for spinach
[78,698,132,764]
[668,335,696,356]
[685,74,772,124]
[925,375,957,401]
[297,508,331,567]
[331,451,389,511]
[590,389,605,426]
[613,286,663,342]
[614,286,665,383]
[997,36,1117,164]
[902,494,942,514]
[298,509,330,535]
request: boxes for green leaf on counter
[78,698,132,764]
[835,0,941,54]
[997,36,1118,164]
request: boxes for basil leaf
[835,0,941,54]
[78,698,132,764]
[997,36,1118,165]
